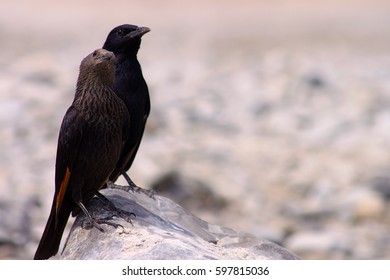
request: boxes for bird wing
[54,105,84,220]
[123,94,150,172]
[109,93,150,182]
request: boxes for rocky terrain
[60,188,299,260]
[1,0,390,259]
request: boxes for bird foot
[81,216,124,231]
[95,192,135,225]
[107,180,156,199]
[78,192,135,232]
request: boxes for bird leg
[95,192,135,225]
[107,172,156,198]
[77,199,128,231]
[77,201,105,232]
[121,172,138,189]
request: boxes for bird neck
[74,75,115,108]
[115,55,145,91]
[117,53,141,68]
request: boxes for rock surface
[60,187,298,260]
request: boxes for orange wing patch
[55,167,71,223]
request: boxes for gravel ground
[1,0,390,259]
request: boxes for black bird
[102,24,150,187]
[34,49,130,260]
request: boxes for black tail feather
[34,199,73,260]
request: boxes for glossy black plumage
[34,49,130,260]
[102,24,150,184]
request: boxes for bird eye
[92,50,98,57]
[117,29,124,35]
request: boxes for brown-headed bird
[102,24,150,187]
[34,49,130,260]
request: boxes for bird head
[103,24,150,55]
[79,49,116,85]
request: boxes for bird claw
[95,192,136,225]
[112,209,135,226]
[81,216,124,231]
[125,184,156,199]
[108,181,156,199]
[81,218,105,232]
[121,173,156,199]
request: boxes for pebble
[284,229,353,259]
[343,188,386,221]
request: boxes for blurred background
[1,0,390,259]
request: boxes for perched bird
[102,24,150,187]
[34,49,130,260]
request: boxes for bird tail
[34,197,73,260]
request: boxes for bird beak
[98,51,115,63]
[127,26,151,39]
